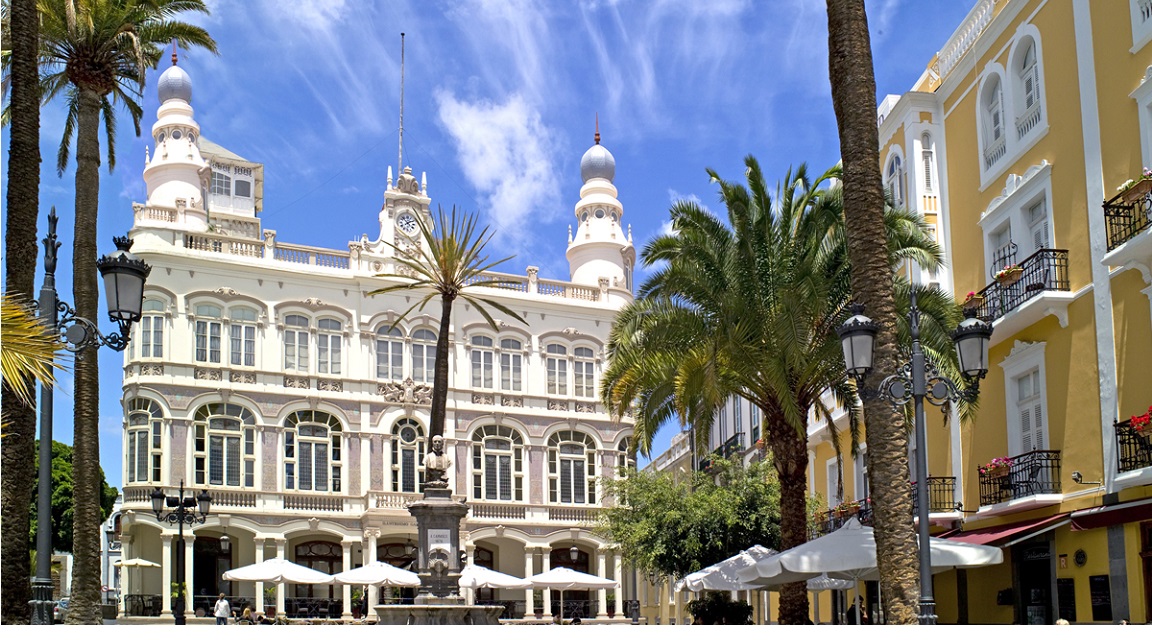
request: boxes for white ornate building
[113,56,637,622]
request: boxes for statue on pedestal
[423,435,451,488]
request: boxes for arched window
[229,307,258,367]
[192,403,257,487]
[981,77,1006,169]
[210,170,231,196]
[886,155,904,207]
[317,318,342,375]
[137,299,165,359]
[471,336,494,389]
[573,347,595,398]
[1016,40,1041,138]
[546,345,568,395]
[284,314,310,372]
[411,329,437,383]
[391,419,425,493]
[499,339,522,391]
[376,327,404,380]
[294,541,341,599]
[194,304,222,364]
[284,410,343,492]
[127,398,163,484]
[617,437,635,472]
[921,133,934,192]
[548,429,597,504]
[471,425,524,501]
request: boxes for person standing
[213,593,231,625]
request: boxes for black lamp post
[31,210,150,625]
[837,293,993,625]
[151,480,212,625]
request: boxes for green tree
[367,207,526,441]
[827,0,920,623]
[29,440,118,554]
[36,0,216,623]
[596,456,783,580]
[602,159,955,624]
[0,0,43,622]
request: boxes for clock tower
[376,165,433,260]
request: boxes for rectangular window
[195,320,221,363]
[402,448,416,493]
[231,324,256,367]
[318,333,341,375]
[547,358,567,395]
[377,340,403,379]
[140,315,163,358]
[412,345,434,383]
[211,170,231,196]
[500,352,522,391]
[285,330,309,371]
[225,436,240,486]
[1017,369,1044,451]
[573,361,594,397]
[234,180,252,198]
[472,350,494,389]
[209,435,224,485]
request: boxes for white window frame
[977,68,1009,180]
[229,307,258,368]
[573,346,596,398]
[471,425,524,502]
[499,338,523,392]
[546,344,568,395]
[411,328,437,383]
[826,458,840,506]
[921,133,935,192]
[471,335,495,389]
[1133,66,1152,171]
[1008,30,1047,149]
[885,152,905,207]
[853,449,869,502]
[391,419,425,494]
[979,162,1054,282]
[284,410,342,493]
[1000,341,1049,458]
[193,304,223,364]
[192,402,256,488]
[316,318,342,375]
[210,170,231,196]
[137,299,166,360]
[548,429,597,505]
[1131,0,1152,52]
[376,327,404,380]
[126,398,164,484]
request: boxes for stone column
[275,539,286,614]
[341,540,353,619]
[523,547,535,619]
[365,529,379,621]
[541,548,552,617]
[596,549,608,618]
[160,534,173,616]
[120,535,133,617]
[613,551,623,619]
[183,533,195,618]
[464,543,476,605]
[254,537,266,612]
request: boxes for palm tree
[367,207,527,443]
[602,158,954,624]
[1,293,61,417]
[827,0,920,623]
[36,0,216,623]
[0,0,43,622]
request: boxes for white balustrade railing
[937,0,998,79]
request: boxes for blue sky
[5,0,978,488]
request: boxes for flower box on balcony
[962,293,984,310]
[984,466,1009,479]
[1118,172,1152,204]
[995,266,1024,286]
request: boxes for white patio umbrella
[736,518,1002,623]
[115,557,161,608]
[330,561,420,587]
[529,567,618,621]
[223,557,333,585]
[678,545,777,592]
[459,564,530,589]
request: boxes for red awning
[1070,499,1152,531]
[938,514,1068,547]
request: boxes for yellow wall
[1093,0,1152,192]
[1111,270,1152,418]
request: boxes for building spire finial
[171,39,178,66]
[594,113,600,145]
[398,32,405,176]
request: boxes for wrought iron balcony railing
[972,249,1070,323]
[1115,419,1152,474]
[978,449,1062,507]
[911,476,957,514]
[1104,181,1152,251]
[699,433,745,471]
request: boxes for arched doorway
[191,537,233,615]
[292,541,343,618]
[377,542,418,605]
[550,547,592,619]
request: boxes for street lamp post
[837,292,993,625]
[30,210,151,625]
[150,481,212,625]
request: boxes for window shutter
[1021,406,1033,452]
[1032,402,1044,450]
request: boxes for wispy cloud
[435,91,561,259]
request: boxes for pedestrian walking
[214,593,232,625]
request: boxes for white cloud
[667,189,701,207]
[435,91,561,257]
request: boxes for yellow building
[810,0,1152,625]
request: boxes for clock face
[397,212,418,235]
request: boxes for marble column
[464,543,476,605]
[254,538,266,612]
[160,534,173,616]
[120,535,133,617]
[541,548,552,617]
[596,549,608,618]
[183,533,195,618]
[613,552,623,618]
[275,539,286,614]
[365,529,379,621]
[341,540,353,619]
[523,547,535,619]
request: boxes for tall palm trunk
[67,87,104,625]
[429,293,455,440]
[827,0,919,624]
[766,407,811,625]
[1,0,42,623]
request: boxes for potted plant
[754,438,766,451]
[1129,405,1152,436]
[606,592,616,618]
[979,457,1013,479]
[962,291,983,310]
[994,264,1023,286]
[263,585,277,617]
[1116,168,1152,203]
[351,588,363,618]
